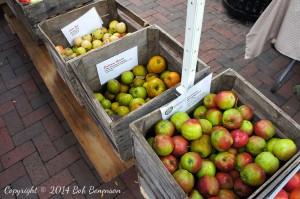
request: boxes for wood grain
[2,4,133,182]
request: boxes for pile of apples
[18,0,42,4]
[56,20,129,58]
[274,171,300,199]
[94,55,181,117]
[147,90,297,198]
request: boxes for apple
[203,93,217,109]
[94,93,105,102]
[160,154,178,174]
[199,119,212,135]
[76,47,86,55]
[235,152,254,172]
[103,33,112,41]
[214,90,237,110]
[255,151,280,175]
[214,152,237,172]
[109,35,119,42]
[119,83,129,93]
[81,40,92,50]
[73,36,83,46]
[152,134,174,156]
[163,71,181,88]
[239,120,253,136]
[111,102,119,112]
[222,108,243,130]
[131,77,145,87]
[155,120,175,137]
[216,172,234,189]
[188,189,204,199]
[217,189,238,199]
[146,78,166,98]
[115,106,129,116]
[160,70,170,81]
[104,90,116,101]
[63,47,73,56]
[191,134,212,158]
[230,129,249,148]
[266,138,280,152]
[128,98,145,110]
[102,38,110,45]
[197,175,220,197]
[196,159,216,178]
[233,178,254,198]
[172,135,188,157]
[131,87,147,99]
[100,99,111,109]
[253,119,276,140]
[118,94,133,106]
[116,22,127,33]
[132,65,148,77]
[92,28,104,40]
[228,147,238,155]
[246,136,267,156]
[109,20,119,33]
[210,128,233,152]
[193,105,207,120]
[147,55,167,74]
[272,139,297,161]
[205,108,222,126]
[173,169,194,194]
[55,45,64,55]
[180,152,202,174]
[107,79,120,94]
[145,73,159,82]
[240,163,266,187]
[237,104,254,121]
[147,137,154,146]
[82,34,92,42]
[290,188,300,199]
[229,170,240,180]
[285,173,300,192]
[274,189,289,199]
[181,119,202,140]
[100,27,108,34]
[170,112,190,133]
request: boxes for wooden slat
[2,4,133,182]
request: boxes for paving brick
[61,120,72,133]
[14,62,35,76]
[212,25,235,39]
[255,70,276,87]
[114,189,136,199]
[238,64,259,79]
[0,117,4,128]
[277,79,298,101]
[49,101,65,122]
[22,104,52,127]
[0,189,16,199]
[0,64,15,83]
[257,84,286,107]
[11,175,38,199]
[0,31,9,45]
[13,94,33,117]
[0,100,15,116]
[15,45,31,64]
[0,75,7,94]
[200,38,220,53]
[0,162,26,189]
[3,110,24,136]
[0,161,3,172]
[75,144,94,170]
[23,152,50,186]
[61,182,86,199]
[12,122,45,147]
[7,52,25,69]
[281,95,300,117]
[0,86,23,105]
[119,166,143,199]
[45,146,81,176]
[0,127,14,156]
[207,60,223,74]
[42,114,66,141]
[5,73,31,90]
[21,79,41,101]
[1,141,35,169]
[31,91,53,110]
[293,110,300,124]
[50,194,63,199]
[200,49,221,64]
[69,159,99,189]
[1,39,21,51]
[37,169,74,199]
[33,132,58,162]
[54,132,77,153]
[0,47,16,59]
[269,54,291,72]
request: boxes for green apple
[109,20,119,33]
[170,112,190,133]
[82,34,92,42]
[104,90,116,101]
[107,79,120,94]
[81,40,92,51]
[92,40,102,49]
[118,93,133,106]
[131,87,147,99]
[111,102,119,112]
[94,93,105,102]
[121,71,134,85]
[146,78,166,98]
[115,106,129,116]
[132,65,147,77]
[101,99,111,109]
[76,47,86,55]
[102,33,112,41]
[115,92,126,102]
[92,28,104,40]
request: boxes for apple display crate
[38,0,148,106]
[6,0,94,41]
[129,68,300,199]
[69,24,210,161]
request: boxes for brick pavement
[0,0,300,199]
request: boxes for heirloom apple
[222,108,243,130]
[266,138,280,152]
[290,188,300,199]
[214,152,237,172]
[130,87,147,99]
[197,175,220,197]
[146,78,166,98]
[203,93,217,109]
[92,28,104,40]
[155,120,175,137]
[191,134,212,158]
[255,152,280,175]
[152,134,174,156]
[173,169,194,194]
[272,139,297,161]
[73,36,83,46]
[92,40,102,49]
[109,20,119,33]
[180,152,202,174]
[114,106,129,116]
[216,172,234,189]
[160,70,170,81]
[147,55,167,74]
[237,104,254,121]
[116,22,127,33]
[205,108,222,126]
[230,129,249,148]
[235,152,254,172]
[218,189,238,199]
[193,105,207,120]
[274,189,289,199]
[211,129,233,152]
[246,136,267,156]
[81,40,92,50]
[188,190,204,199]
[239,120,253,136]
[145,73,159,82]
[284,172,300,192]
[240,163,266,187]
[160,155,178,174]
[196,159,216,178]
[132,65,148,77]
[233,178,254,198]
[107,79,121,94]
[199,119,212,135]
[214,90,237,110]
[253,119,275,140]
[172,135,188,157]
[170,112,190,133]
[163,71,181,88]
[181,119,202,140]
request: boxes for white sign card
[61,7,103,46]
[96,46,138,85]
[160,73,212,120]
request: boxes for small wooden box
[38,0,147,105]
[69,25,210,161]
[130,69,300,198]
[6,0,93,40]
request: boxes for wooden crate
[129,68,300,199]
[38,0,148,106]
[69,24,210,161]
[6,0,93,40]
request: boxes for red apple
[205,108,222,126]
[193,105,207,119]
[240,163,266,187]
[230,129,249,148]
[172,135,188,157]
[211,129,233,152]
[212,126,229,133]
[235,152,254,172]
[218,189,238,199]
[199,119,213,135]
[152,134,174,156]
[229,170,240,180]
[214,152,237,172]
[197,175,220,197]
[173,169,194,194]
[284,172,300,192]
[222,108,243,130]
[180,152,202,174]
[233,178,254,198]
[203,93,217,109]
[214,90,237,110]
[227,147,238,155]
[253,119,276,140]
[160,154,178,174]
[289,188,300,199]
[155,119,175,137]
[215,172,234,189]
[188,189,204,199]
[181,119,202,140]
[237,104,254,121]
[274,189,288,199]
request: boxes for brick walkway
[0,0,300,199]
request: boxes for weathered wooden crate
[6,0,93,40]
[129,68,300,199]
[38,0,147,106]
[69,24,210,161]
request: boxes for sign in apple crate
[38,0,148,106]
[129,68,300,199]
[69,24,210,161]
[6,0,93,41]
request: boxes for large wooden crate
[69,24,210,161]
[38,0,147,105]
[129,68,300,199]
[6,0,93,40]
